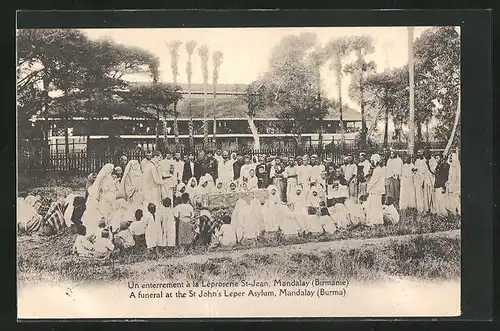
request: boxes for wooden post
[408,26,415,157]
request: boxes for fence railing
[18,140,451,177]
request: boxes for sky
[81,26,435,109]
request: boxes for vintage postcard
[17,25,461,319]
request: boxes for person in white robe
[141,151,167,208]
[303,187,324,234]
[386,150,403,207]
[357,152,372,198]
[239,155,254,183]
[203,173,215,193]
[218,150,234,185]
[231,199,249,242]
[161,164,178,201]
[288,185,308,233]
[144,203,161,253]
[342,155,358,202]
[366,154,385,226]
[216,215,237,246]
[196,175,211,206]
[227,180,239,193]
[414,150,434,214]
[176,182,187,199]
[214,178,227,193]
[326,179,350,231]
[446,152,461,216]
[284,156,299,203]
[121,160,144,205]
[186,177,199,202]
[400,156,417,213]
[158,197,176,248]
[248,198,265,236]
[296,156,311,196]
[247,169,258,191]
[262,185,281,232]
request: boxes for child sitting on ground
[114,221,135,250]
[382,196,400,225]
[89,217,108,242]
[129,209,146,248]
[72,224,94,257]
[93,228,115,259]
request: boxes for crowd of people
[17,147,461,259]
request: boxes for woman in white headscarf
[121,160,143,205]
[203,173,215,193]
[303,187,324,234]
[186,177,199,198]
[262,185,281,232]
[446,152,461,216]
[247,198,265,237]
[366,154,385,226]
[214,178,227,193]
[289,185,308,233]
[231,198,249,243]
[227,180,239,193]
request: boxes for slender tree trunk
[383,89,389,148]
[188,77,194,150]
[203,81,208,147]
[42,75,50,156]
[173,105,180,147]
[212,85,217,145]
[425,120,430,143]
[359,79,367,148]
[442,94,460,157]
[246,115,260,150]
[416,121,423,145]
[408,26,416,156]
[337,75,345,148]
[156,110,160,150]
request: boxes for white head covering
[121,160,143,200]
[370,154,381,165]
[215,178,226,192]
[93,163,115,200]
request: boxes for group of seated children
[72,196,184,258]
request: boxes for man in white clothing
[357,152,372,198]
[386,149,403,207]
[217,150,234,185]
[343,154,358,201]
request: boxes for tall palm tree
[211,51,223,145]
[198,45,210,147]
[185,40,197,150]
[166,41,182,148]
[343,35,375,148]
[325,37,351,147]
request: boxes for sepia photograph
[17,25,461,318]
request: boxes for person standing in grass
[446,152,461,216]
[174,193,195,247]
[357,152,372,199]
[158,198,176,249]
[399,155,417,216]
[284,156,298,203]
[144,202,161,256]
[366,154,385,226]
[431,154,450,217]
[386,149,403,208]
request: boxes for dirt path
[126,229,460,272]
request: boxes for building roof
[128,81,362,121]
[32,82,362,122]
